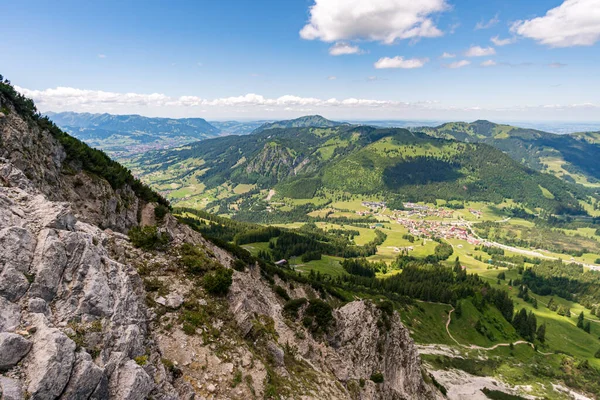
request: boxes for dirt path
[415,300,553,355]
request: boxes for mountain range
[418,120,600,187]
[134,120,593,216]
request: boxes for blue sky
[2,0,600,121]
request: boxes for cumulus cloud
[481,60,497,67]
[299,0,448,44]
[490,36,515,46]
[374,56,429,69]
[15,85,600,120]
[465,45,496,57]
[475,14,499,30]
[511,0,600,47]
[441,52,456,58]
[15,85,413,111]
[445,60,471,69]
[328,42,363,55]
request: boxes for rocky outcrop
[0,158,177,399]
[245,142,311,180]
[0,92,143,233]
[330,301,435,399]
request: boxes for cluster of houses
[401,203,454,218]
[361,201,386,209]
[395,217,482,245]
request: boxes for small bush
[128,225,169,250]
[304,299,333,334]
[370,372,384,383]
[232,259,246,272]
[154,204,169,221]
[134,355,148,366]
[273,285,290,301]
[179,243,220,275]
[283,298,308,319]
[203,267,233,296]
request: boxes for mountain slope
[418,120,600,187]
[134,124,591,216]
[46,111,220,156]
[253,115,347,133]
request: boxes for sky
[1,0,600,122]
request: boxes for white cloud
[448,22,460,34]
[511,0,600,47]
[328,42,363,56]
[441,52,456,58]
[465,45,496,57]
[445,60,471,69]
[327,76,337,80]
[481,60,497,67]
[475,14,499,30]
[15,85,600,121]
[299,0,448,44]
[197,62,203,67]
[97,54,106,59]
[374,56,428,69]
[490,36,515,46]
[548,62,567,68]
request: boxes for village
[358,201,484,245]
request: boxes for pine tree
[527,311,537,341]
[584,321,591,334]
[455,301,462,318]
[577,312,585,329]
[536,323,546,343]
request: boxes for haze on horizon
[2,0,600,122]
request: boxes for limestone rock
[0,296,20,332]
[26,317,76,400]
[28,297,48,314]
[109,359,154,400]
[0,332,32,370]
[0,376,24,400]
[60,352,104,400]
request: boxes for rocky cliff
[0,81,440,399]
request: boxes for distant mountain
[47,111,219,137]
[209,120,267,135]
[253,115,348,133]
[135,124,591,215]
[417,120,600,187]
[46,111,220,156]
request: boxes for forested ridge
[138,122,593,216]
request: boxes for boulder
[26,317,76,400]
[109,359,154,400]
[0,332,32,370]
[60,352,104,400]
[0,377,24,400]
[28,297,48,314]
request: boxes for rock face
[0,156,178,399]
[0,93,143,233]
